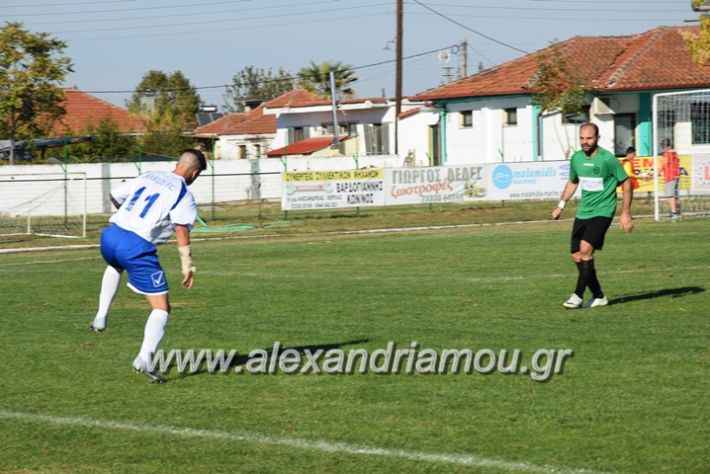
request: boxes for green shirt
[569,146,628,219]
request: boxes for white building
[262,89,437,166]
[415,26,710,164]
[192,104,276,160]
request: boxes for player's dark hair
[580,122,599,136]
[660,138,672,148]
[181,148,207,171]
[626,146,636,154]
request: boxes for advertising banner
[690,154,710,193]
[385,165,487,205]
[281,169,385,210]
[485,162,570,200]
[281,155,708,211]
[631,156,692,193]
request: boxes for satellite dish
[437,50,450,64]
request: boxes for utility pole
[395,0,403,156]
[461,39,468,78]
[329,71,339,146]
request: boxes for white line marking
[217,264,709,283]
[0,256,101,267]
[0,243,99,255]
[2,215,706,255]
[0,410,608,474]
[1,220,560,254]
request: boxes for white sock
[137,309,169,364]
[93,266,122,328]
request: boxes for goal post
[652,89,710,221]
[0,172,87,238]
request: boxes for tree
[0,22,73,164]
[297,60,357,99]
[127,70,200,128]
[684,2,710,65]
[529,44,589,159]
[126,70,199,159]
[223,66,296,112]
[139,112,193,159]
[71,115,138,163]
[529,45,588,116]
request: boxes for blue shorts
[100,224,169,295]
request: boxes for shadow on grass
[175,338,370,379]
[609,286,705,305]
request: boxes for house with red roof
[261,89,435,164]
[415,26,710,163]
[192,104,276,160]
[45,88,145,135]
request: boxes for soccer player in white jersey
[89,149,206,383]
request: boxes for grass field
[1,214,708,473]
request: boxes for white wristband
[178,245,196,274]
[558,200,566,209]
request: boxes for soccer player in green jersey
[552,123,634,309]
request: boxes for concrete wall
[0,155,405,216]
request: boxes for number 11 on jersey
[125,186,160,218]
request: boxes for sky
[3,0,699,112]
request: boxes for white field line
[0,256,101,267]
[0,220,556,255]
[0,243,100,255]
[220,264,709,283]
[0,215,705,256]
[0,410,609,474]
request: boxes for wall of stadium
[2,154,709,216]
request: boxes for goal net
[0,172,87,238]
[652,89,710,220]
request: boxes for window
[254,144,261,158]
[321,123,353,135]
[460,110,472,128]
[563,105,591,124]
[691,100,710,144]
[364,123,390,155]
[288,127,304,144]
[656,110,676,149]
[504,108,517,126]
[238,145,247,159]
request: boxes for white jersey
[109,170,197,245]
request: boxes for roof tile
[415,26,710,100]
[193,104,275,136]
[46,88,145,134]
[266,135,351,157]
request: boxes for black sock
[574,261,586,298]
[581,259,604,299]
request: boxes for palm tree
[297,61,357,99]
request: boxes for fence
[2,152,709,238]
[653,89,710,220]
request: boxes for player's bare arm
[619,179,634,233]
[552,181,578,220]
[175,224,195,289]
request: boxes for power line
[413,1,687,12]
[409,0,529,55]
[27,0,342,26]
[68,43,460,95]
[407,11,683,22]
[526,0,684,3]
[62,11,388,42]
[51,3,390,34]
[3,0,259,17]
[1,0,134,7]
